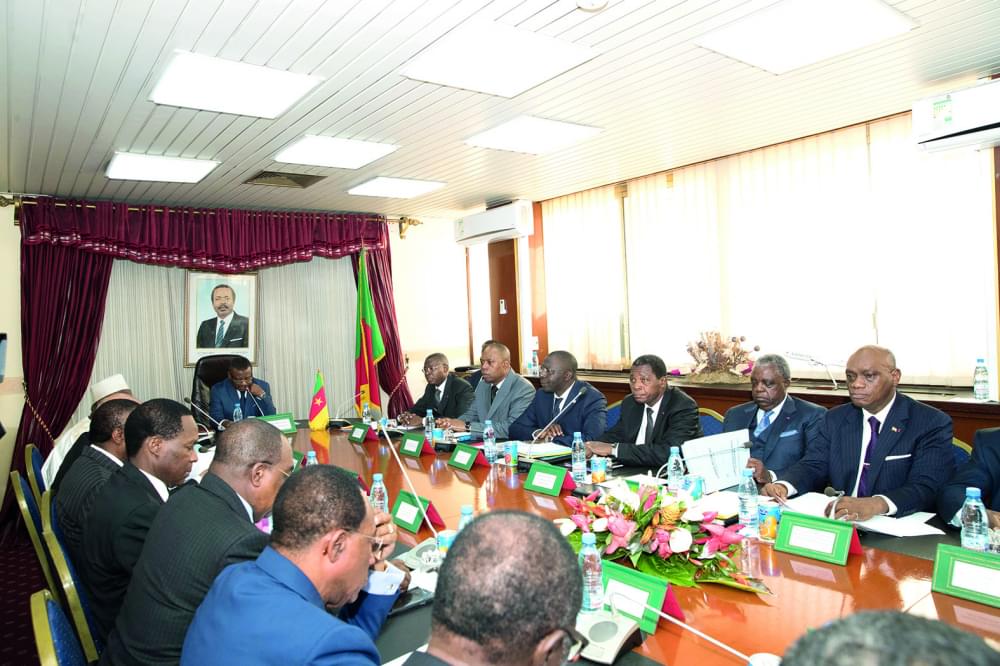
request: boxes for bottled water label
[739,496,759,537]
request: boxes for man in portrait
[196,284,250,348]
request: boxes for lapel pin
[890,426,901,433]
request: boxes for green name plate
[390,490,443,533]
[524,462,574,497]
[774,511,860,566]
[291,450,304,471]
[932,543,1000,608]
[399,433,432,457]
[448,444,484,470]
[257,412,297,435]
[348,423,371,443]
[601,560,669,634]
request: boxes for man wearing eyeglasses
[398,353,474,425]
[182,465,405,665]
[403,511,584,665]
[104,419,294,665]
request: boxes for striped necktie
[215,320,226,346]
[754,410,773,438]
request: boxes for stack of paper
[784,492,944,537]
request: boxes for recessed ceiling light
[401,20,597,98]
[348,177,445,199]
[273,135,398,169]
[466,116,602,154]
[150,51,322,118]
[105,152,219,183]
[694,0,917,75]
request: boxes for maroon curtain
[356,246,414,417]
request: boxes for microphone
[247,388,267,417]
[184,397,225,432]
[825,486,846,520]
[784,351,844,390]
[528,386,589,446]
[375,421,439,539]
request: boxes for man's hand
[397,412,418,426]
[373,511,397,562]
[390,559,411,594]
[987,509,1000,530]
[534,424,565,441]
[746,458,771,484]
[585,441,613,458]
[825,495,888,522]
[249,383,266,398]
[436,418,467,432]
[762,483,788,501]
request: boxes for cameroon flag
[308,370,329,431]
[355,249,385,416]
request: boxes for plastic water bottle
[960,487,989,552]
[974,359,990,401]
[369,473,389,514]
[483,420,497,463]
[665,446,684,496]
[738,468,759,538]
[362,402,372,425]
[579,532,604,612]
[303,450,318,468]
[232,403,243,422]
[571,432,587,484]
[457,505,474,532]
[423,409,435,443]
[531,350,540,376]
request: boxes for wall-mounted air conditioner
[913,78,1000,152]
[454,200,533,246]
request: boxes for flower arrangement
[686,331,760,384]
[559,485,769,594]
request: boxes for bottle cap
[574,432,582,438]
[977,358,985,363]
[742,468,754,477]
[582,532,596,545]
[460,504,473,515]
[485,420,493,425]
[373,473,383,482]
[670,446,680,453]
[426,409,433,415]
[966,487,982,499]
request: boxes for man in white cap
[43,373,136,486]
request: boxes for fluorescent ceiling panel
[348,177,445,199]
[400,20,598,98]
[694,0,917,75]
[106,152,219,183]
[466,116,602,154]
[150,51,322,118]
[273,135,398,169]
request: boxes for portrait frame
[184,271,259,367]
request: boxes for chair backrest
[41,492,102,662]
[31,589,87,666]
[191,354,241,428]
[26,443,46,505]
[11,471,58,598]
[605,400,622,430]
[698,408,725,437]
[952,437,972,467]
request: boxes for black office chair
[190,354,240,429]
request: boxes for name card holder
[601,560,683,633]
[391,490,445,533]
[291,450,304,472]
[348,424,371,444]
[257,412,298,435]
[399,433,435,457]
[932,543,1000,609]
[524,462,576,497]
[448,443,489,470]
[774,511,862,566]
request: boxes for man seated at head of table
[403,511,584,666]
[585,354,702,468]
[437,341,535,439]
[723,353,826,482]
[397,353,475,426]
[508,350,608,445]
[181,465,405,665]
[103,419,294,666]
[80,399,199,641]
[937,427,1000,529]
[781,610,998,666]
[763,345,954,520]
[208,355,277,428]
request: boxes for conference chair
[605,400,622,430]
[41,492,102,662]
[698,408,725,437]
[951,437,972,467]
[26,443,46,505]
[11,471,58,598]
[31,589,87,666]
[190,354,240,428]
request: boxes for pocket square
[884,453,912,461]
[779,429,799,438]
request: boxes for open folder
[680,430,750,493]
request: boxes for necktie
[857,416,879,497]
[435,387,443,407]
[644,406,655,445]
[215,320,226,346]
[553,397,563,420]
[754,410,773,438]
[490,384,498,405]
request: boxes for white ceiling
[3,0,999,221]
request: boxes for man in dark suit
[181,466,405,665]
[439,342,535,438]
[195,284,250,348]
[209,355,276,426]
[103,419,293,665]
[509,351,607,445]
[764,345,954,520]
[723,354,826,481]
[938,427,1000,528]
[79,399,199,640]
[586,354,702,468]
[398,353,474,424]
[55,399,137,566]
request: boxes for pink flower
[700,511,718,524]
[605,515,637,555]
[654,528,674,558]
[698,522,744,557]
[570,513,591,532]
[564,496,584,513]
[639,485,658,512]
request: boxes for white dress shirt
[90,444,124,468]
[635,395,664,445]
[138,467,170,502]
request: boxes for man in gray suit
[438,342,535,438]
[101,419,293,665]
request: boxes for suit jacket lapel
[763,398,798,460]
[839,408,864,492]
[651,389,672,441]
[865,395,909,490]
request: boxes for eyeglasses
[538,366,554,376]
[348,530,384,555]
[421,364,443,374]
[562,625,589,661]
[256,461,292,479]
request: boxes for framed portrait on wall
[185,271,259,367]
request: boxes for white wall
[0,203,24,507]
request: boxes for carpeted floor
[0,531,44,666]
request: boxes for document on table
[681,430,751,494]
[383,645,427,666]
[519,441,573,458]
[784,492,945,537]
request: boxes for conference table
[291,426,997,665]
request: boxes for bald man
[764,346,954,520]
